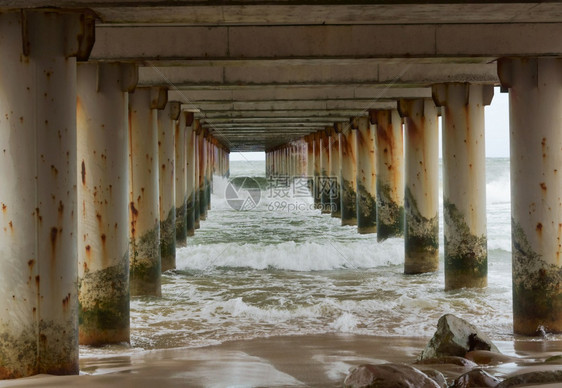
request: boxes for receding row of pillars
[267,62,562,338]
[0,10,230,378]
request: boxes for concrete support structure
[158,101,180,272]
[355,117,377,234]
[330,125,342,218]
[398,99,440,274]
[370,109,404,242]
[433,83,493,290]
[498,57,562,335]
[184,113,196,236]
[128,87,167,296]
[305,135,314,194]
[313,132,321,208]
[77,62,137,346]
[205,134,212,210]
[175,110,188,246]
[198,129,209,221]
[0,9,94,378]
[320,130,331,214]
[340,124,358,226]
[193,121,202,227]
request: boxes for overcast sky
[230,87,510,161]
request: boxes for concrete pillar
[330,125,342,218]
[433,83,493,290]
[398,98,440,274]
[191,120,201,230]
[305,135,314,193]
[498,57,562,335]
[77,62,137,346]
[205,134,212,211]
[158,101,180,272]
[340,123,358,226]
[0,10,94,378]
[313,132,322,208]
[355,117,377,234]
[198,130,208,221]
[370,109,405,242]
[128,87,167,296]
[175,111,187,247]
[183,113,196,236]
[320,130,332,213]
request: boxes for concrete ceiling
[5,1,562,151]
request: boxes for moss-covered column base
[404,187,439,274]
[199,188,207,221]
[341,180,357,226]
[175,198,187,247]
[79,261,130,345]
[376,183,404,241]
[444,199,487,290]
[186,192,195,236]
[331,181,341,218]
[357,183,377,234]
[130,224,161,296]
[160,208,176,272]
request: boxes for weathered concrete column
[128,87,167,296]
[0,10,94,378]
[305,135,314,193]
[205,134,212,211]
[158,101,180,272]
[355,117,377,234]
[313,132,322,208]
[330,125,342,218]
[175,111,188,246]
[198,130,208,221]
[184,113,196,236]
[398,99,440,274]
[498,57,562,335]
[340,123,358,226]
[192,120,201,230]
[77,62,137,346]
[320,130,332,213]
[433,83,493,290]
[370,109,405,242]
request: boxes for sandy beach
[1,333,562,387]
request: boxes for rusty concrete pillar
[330,125,342,218]
[398,98,440,274]
[305,135,314,193]
[77,62,137,346]
[355,117,377,234]
[0,10,94,378]
[192,120,201,230]
[205,134,212,211]
[340,122,358,226]
[185,114,197,235]
[320,130,332,213]
[175,111,187,246]
[313,132,322,208]
[128,87,166,296]
[433,83,493,290]
[370,109,405,242]
[198,129,208,221]
[498,57,562,335]
[158,101,180,272]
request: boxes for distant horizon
[229,87,510,162]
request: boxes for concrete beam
[169,86,431,104]
[138,63,498,87]
[92,23,562,62]
[197,110,368,119]
[184,100,397,111]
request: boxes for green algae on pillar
[184,113,196,236]
[77,62,137,346]
[330,125,342,218]
[128,87,166,296]
[355,117,377,234]
[498,57,562,335]
[370,109,404,242]
[158,101,180,272]
[0,9,95,378]
[399,99,439,274]
[433,83,493,290]
[340,122,358,226]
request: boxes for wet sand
[1,334,562,387]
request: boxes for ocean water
[83,158,521,358]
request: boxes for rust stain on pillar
[193,120,201,229]
[340,121,358,226]
[184,112,196,237]
[329,126,341,218]
[355,117,377,234]
[320,129,332,214]
[370,109,404,241]
[398,98,439,274]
